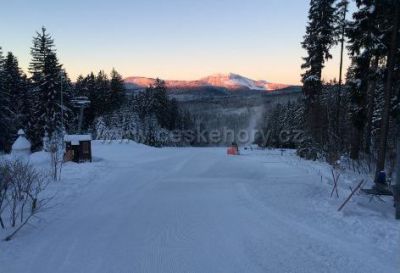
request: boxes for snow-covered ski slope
[1,142,399,273]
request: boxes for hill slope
[124,73,291,92]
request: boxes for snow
[64,134,92,145]
[11,129,31,158]
[305,75,320,82]
[368,5,375,14]
[125,73,290,92]
[0,142,398,273]
[11,137,31,151]
[228,73,266,90]
[29,151,52,165]
[201,73,274,91]
[11,130,31,151]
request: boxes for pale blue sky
[0,0,351,84]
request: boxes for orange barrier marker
[227,146,238,155]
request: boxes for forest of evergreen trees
[0,27,192,152]
[1,1,399,190]
[264,0,400,189]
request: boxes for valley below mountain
[125,73,302,145]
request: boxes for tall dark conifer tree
[151,78,170,129]
[110,68,126,111]
[95,70,111,114]
[374,0,399,185]
[346,0,394,160]
[29,27,69,147]
[78,72,97,129]
[1,52,31,151]
[301,0,337,145]
[0,47,9,151]
[335,0,349,137]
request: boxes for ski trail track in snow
[1,143,398,273]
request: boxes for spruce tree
[0,47,9,151]
[1,52,31,151]
[29,27,68,147]
[95,70,111,114]
[335,0,349,86]
[167,98,179,130]
[110,68,126,111]
[374,0,399,185]
[151,78,169,129]
[301,0,337,146]
[81,72,97,129]
[346,0,382,159]
[335,0,349,137]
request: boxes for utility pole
[71,96,90,134]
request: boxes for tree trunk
[375,2,399,183]
[365,57,379,154]
[350,126,362,160]
[395,122,400,219]
[303,73,323,147]
[336,1,348,138]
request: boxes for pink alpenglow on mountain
[125,73,291,91]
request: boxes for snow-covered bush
[49,131,64,181]
[0,159,50,240]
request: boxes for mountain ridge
[124,73,292,92]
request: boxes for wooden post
[338,180,364,212]
[330,169,340,198]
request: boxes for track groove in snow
[0,142,398,273]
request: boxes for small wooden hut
[64,135,92,163]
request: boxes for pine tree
[374,0,399,185]
[95,71,111,114]
[0,47,9,151]
[1,52,31,151]
[150,78,170,129]
[74,71,109,130]
[301,0,337,146]
[167,98,179,130]
[346,0,383,159]
[110,68,126,111]
[335,0,349,87]
[29,27,68,147]
[335,0,349,137]
[78,72,97,129]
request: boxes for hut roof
[64,134,92,145]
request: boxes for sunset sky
[0,0,352,85]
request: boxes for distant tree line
[93,79,195,146]
[263,0,400,184]
[0,27,193,152]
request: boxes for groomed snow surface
[1,141,399,273]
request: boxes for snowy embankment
[0,141,399,273]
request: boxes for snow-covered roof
[64,134,92,143]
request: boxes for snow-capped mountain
[125,73,291,91]
[198,73,290,91]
